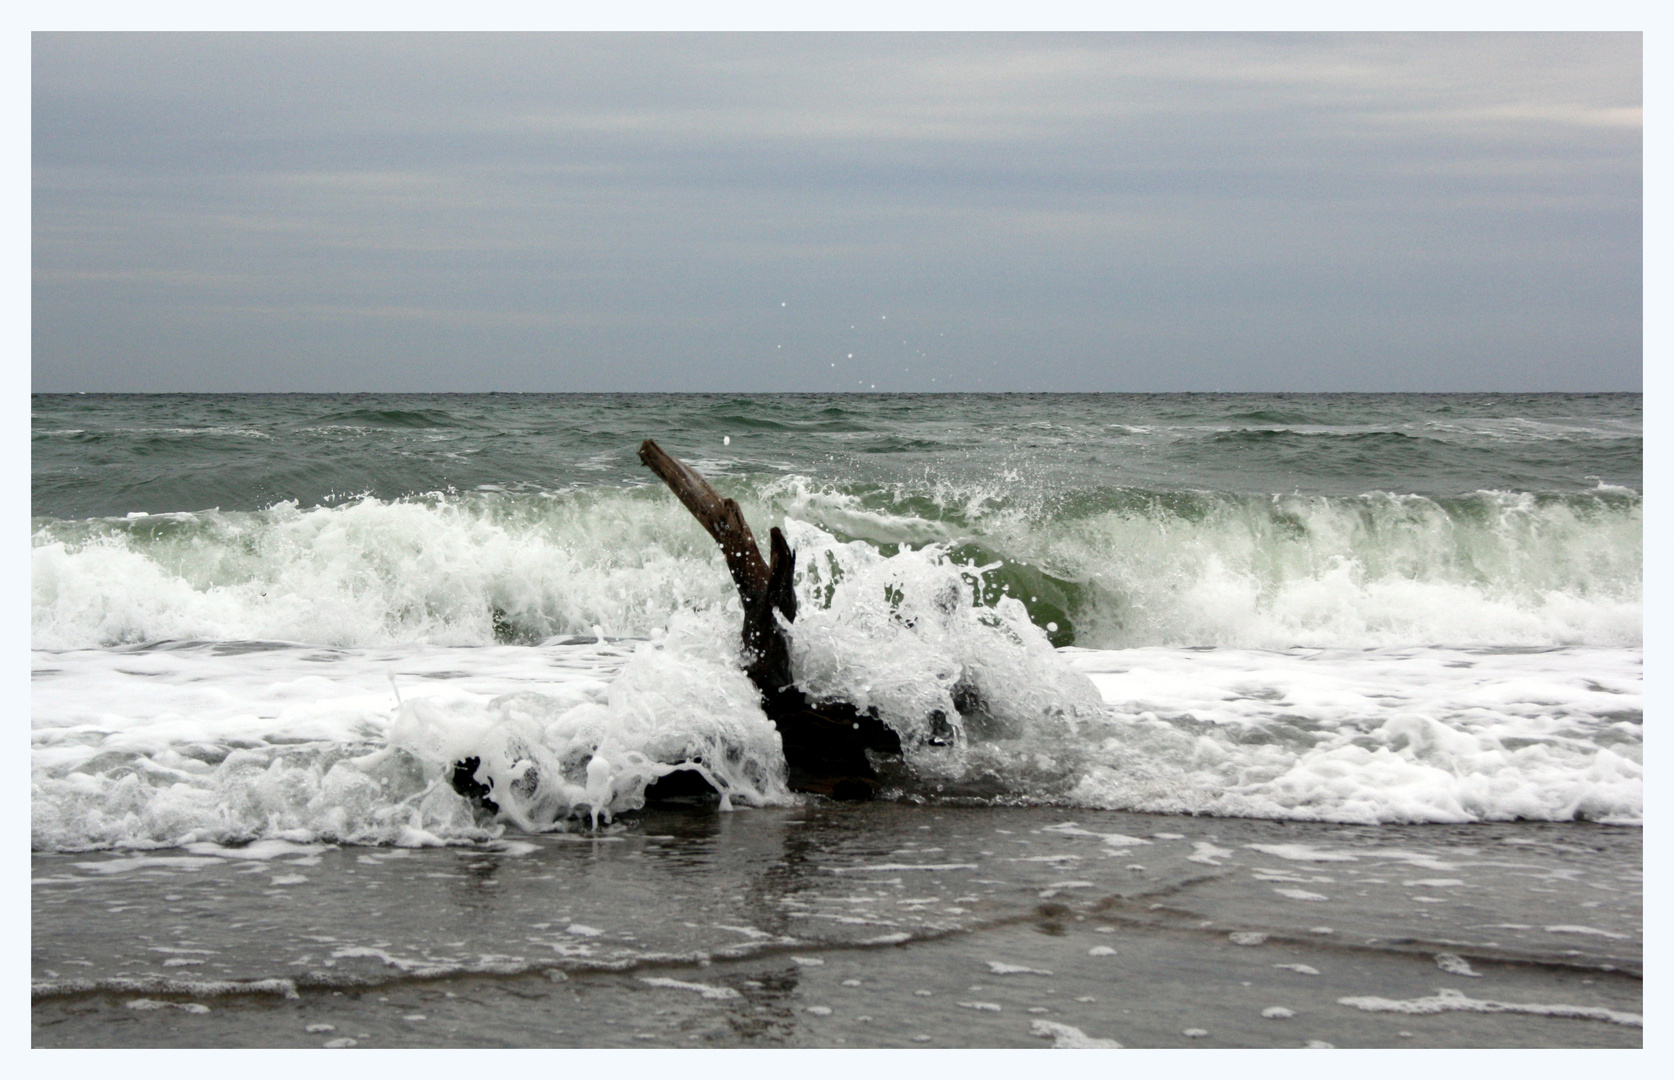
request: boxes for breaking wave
[31,517,1641,850]
[31,481,1641,652]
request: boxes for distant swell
[310,407,472,429]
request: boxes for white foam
[1188,842,1233,865]
[29,516,1642,845]
[35,518,1141,846]
[1337,987,1639,1026]
[1434,954,1481,977]
[781,519,1105,765]
[1543,925,1629,939]
[126,999,211,1013]
[384,613,792,831]
[831,864,980,874]
[1065,645,1640,824]
[1031,1020,1123,1048]
[32,976,300,1001]
[31,494,739,650]
[31,619,793,848]
[637,977,740,1000]
[1273,888,1329,902]
[1243,844,1360,863]
[1040,821,1150,847]
[859,933,911,945]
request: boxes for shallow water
[33,805,1640,1048]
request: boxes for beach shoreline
[33,804,1641,1048]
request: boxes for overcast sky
[31,32,1641,393]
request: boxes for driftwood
[637,439,901,799]
[448,441,902,817]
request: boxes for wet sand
[33,805,1640,1048]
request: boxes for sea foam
[31,520,1640,851]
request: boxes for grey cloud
[32,32,1640,392]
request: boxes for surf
[31,482,1642,652]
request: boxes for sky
[30,31,1642,393]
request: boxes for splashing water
[30,394,1641,848]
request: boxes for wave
[28,524,1119,848]
[309,407,476,429]
[30,599,1640,852]
[31,481,1641,652]
[995,486,1641,650]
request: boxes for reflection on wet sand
[33,804,1639,1047]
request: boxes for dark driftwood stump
[637,439,900,799]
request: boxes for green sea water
[31,392,1642,651]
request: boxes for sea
[30,392,1643,1049]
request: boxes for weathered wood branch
[639,438,795,692]
[638,439,899,799]
[449,440,901,817]
[638,437,770,605]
